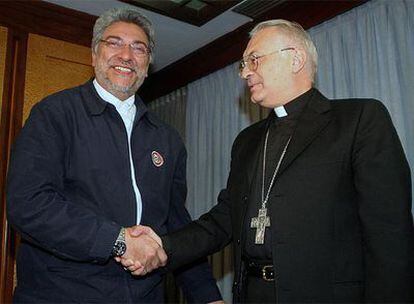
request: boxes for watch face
[112,241,127,257]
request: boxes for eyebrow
[103,35,149,47]
[243,50,259,59]
[103,35,122,40]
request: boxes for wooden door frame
[0,27,27,304]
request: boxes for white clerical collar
[274,105,288,117]
[93,79,135,109]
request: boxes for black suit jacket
[163,89,414,303]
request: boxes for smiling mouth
[249,83,261,91]
[113,66,135,73]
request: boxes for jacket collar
[243,88,332,189]
[277,88,332,175]
[80,79,160,128]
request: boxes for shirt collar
[93,79,135,111]
[274,106,288,117]
[273,88,315,118]
[80,79,164,129]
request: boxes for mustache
[108,58,137,72]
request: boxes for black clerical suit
[242,91,310,302]
[162,88,414,303]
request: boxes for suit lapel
[278,90,332,175]
[243,120,268,191]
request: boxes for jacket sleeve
[164,144,222,303]
[352,100,414,302]
[6,101,120,263]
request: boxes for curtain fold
[309,0,414,205]
[185,63,268,303]
[147,86,187,141]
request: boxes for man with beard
[6,7,222,304]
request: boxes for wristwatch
[112,227,127,257]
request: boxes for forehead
[103,21,148,43]
[244,27,286,56]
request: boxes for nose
[117,44,134,61]
[240,65,253,80]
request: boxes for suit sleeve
[6,102,120,263]
[165,143,222,303]
[352,100,414,302]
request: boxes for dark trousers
[240,275,276,303]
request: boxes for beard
[103,72,145,97]
[94,58,147,100]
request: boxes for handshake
[114,226,226,304]
[114,225,167,276]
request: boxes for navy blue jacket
[7,80,221,303]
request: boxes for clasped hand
[114,225,166,276]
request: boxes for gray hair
[92,7,155,62]
[250,19,318,81]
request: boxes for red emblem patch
[151,151,164,167]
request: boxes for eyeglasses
[100,38,151,56]
[239,47,295,76]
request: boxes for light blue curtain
[309,0,414,208]
[147,87,187,141]
[185,64,268,303]
[151,0,414,301]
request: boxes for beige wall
[23,33,93,122]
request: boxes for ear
[292,48,306,74]
[91,51,97,67]
[144,62,150,77]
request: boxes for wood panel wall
[23,34,93,122]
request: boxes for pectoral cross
[250,207,271,244]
